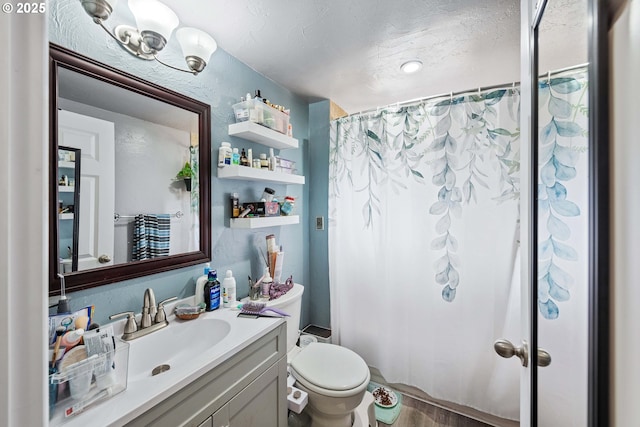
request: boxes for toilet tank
[262,283,304,352]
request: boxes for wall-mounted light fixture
[80,0,217,75]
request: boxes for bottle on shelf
[218,142,232,168]
[231,193,240,218]
[268,148,276,171]
[232,148,240,165]
[260,153,269,169]
[240,148,249,166]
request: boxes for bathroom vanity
[50,307,288,427]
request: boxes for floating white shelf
[230,215,299,229]
[59,213,74,220]
[58,161,75,169]
[58,186,75,193]
[217,165,305,185]
[228,122,298,149]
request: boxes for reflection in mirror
[536,0,588,425]
[50,43,211,295]
[57,146,81,273]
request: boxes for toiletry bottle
[222,270,237,308]
[268,148,276,171]
[218,142,231,168]
[231,193,240,218]
[204,270,221,312]
[261,270,273,300]
[194,262,211,306]
[260,153,269,169]
[60,329,84,350]
[247,148,253,167]
[232,148,240,165]
[240,148,249,166]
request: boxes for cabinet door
[227,357,288,427]
[198,415,214,427]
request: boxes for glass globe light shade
[176,27,218,64]
[128,0,179,42]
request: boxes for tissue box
[241,201,281,217]
[232,99,290,135]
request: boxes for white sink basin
[127,318,231,382]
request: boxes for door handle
[98,254,111,263]
[494,339,552,367]
[494,339,529,367]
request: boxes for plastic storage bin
[233,99,290,135]
[49,339,129,423]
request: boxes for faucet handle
[155,296,178,323]
[109,311,138,334]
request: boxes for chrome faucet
[110,288,177,341]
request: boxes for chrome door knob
[494,339,529,367]
[537,348,552,367]
[494,339,552,367]
[98,254,111,263]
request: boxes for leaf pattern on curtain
[329,66,587,317]
[537,71,588,319]
[331,90,520,302]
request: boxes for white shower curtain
[329,89,523,419]
[329,69,589,422]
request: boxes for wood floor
[380,393,492,427]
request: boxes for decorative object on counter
[218,142,232,167]
[174,304,204,320]
[175,161,193,191]
[269,275,294,300]
[204,270,221,312]
[79,0,217,75]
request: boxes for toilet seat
[290,343,370,398]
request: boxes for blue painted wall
[49,0,313,328]
[308,101,331,328]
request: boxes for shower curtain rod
[352,62,589,117]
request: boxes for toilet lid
[290,343,369,391]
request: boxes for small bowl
[174,305,204,320]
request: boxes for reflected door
[58,110,115,271]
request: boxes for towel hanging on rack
[132,214,170,261]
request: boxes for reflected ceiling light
[400,60,423,74]
[80,0,217,75]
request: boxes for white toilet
[263,283,376,427]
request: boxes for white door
[58,110,115,271]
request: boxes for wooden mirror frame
[49,43,211,296]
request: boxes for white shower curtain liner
[328,68,588,422]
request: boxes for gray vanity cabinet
[126,322,288,427]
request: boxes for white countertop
[49,301,284,426]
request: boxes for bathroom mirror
[49,43,211,295]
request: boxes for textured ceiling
[113,0,587,115]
